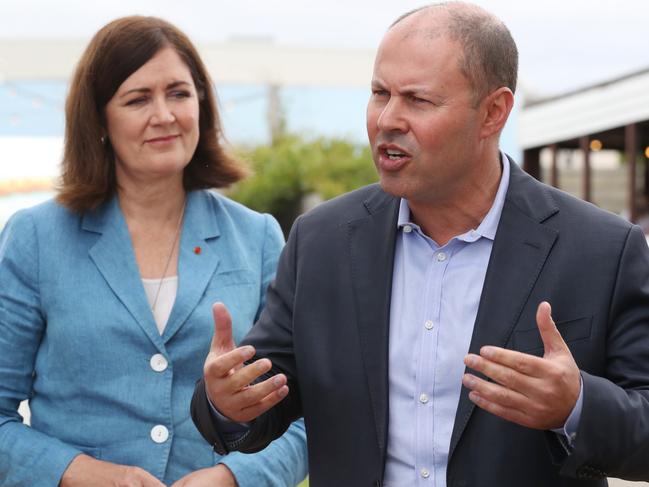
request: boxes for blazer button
[150,425,169,443]
[150,354,168,372]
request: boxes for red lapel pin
[194,246,202,255]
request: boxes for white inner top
[142,276,178,334]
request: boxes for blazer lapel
[85,197,166,350]
[449,161,560,458]
[162,191,220,343]
[348,188,399,468]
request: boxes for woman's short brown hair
[57,16,247,212]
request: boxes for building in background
[520,67,649,228]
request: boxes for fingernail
[241,346,255,359]
[462,374,475,387]
[278,386,288,397]
[465,354,478,367]
[481,346,495,358]
[469,391,481,403]
[273,376,284,387]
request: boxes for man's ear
[479,87,514,139]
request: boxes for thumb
[210,302,235,354]
[536,301,568,357]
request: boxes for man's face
[366,28,483,205]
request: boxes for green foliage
[227,134,378,235]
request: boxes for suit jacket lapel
[449,160,560,458]
[348,187,399,468]
[84,197,166,351]
[162,191,220,343]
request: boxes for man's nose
[376,98,407,133]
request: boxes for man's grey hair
[392,2,518,105]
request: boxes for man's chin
[378,176,409,199]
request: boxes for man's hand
[171,464,237,487]
[203,302,289,423]
[462,301,581,430]
[60,454,165,487]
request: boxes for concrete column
[580,136,591,202]
[625,123,637,223]
[523,148,541,181]
[550,144,559,188]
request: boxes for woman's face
[105,47,200,187]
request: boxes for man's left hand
[171,464,237,487]
[462,301,581,430]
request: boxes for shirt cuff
[205,384,251,438]
[551,374,583,447]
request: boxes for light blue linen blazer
[0,190,307,486]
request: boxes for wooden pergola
[520,67,649,223]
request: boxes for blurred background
[1,1,648,485]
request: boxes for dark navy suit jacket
[193,159,649,486]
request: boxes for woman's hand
[60,454,165,487]
[171,464,238,487]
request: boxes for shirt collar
[397,152,510,242]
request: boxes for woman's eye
[170,90,190,99]
[125,97,147,106]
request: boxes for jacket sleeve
[192,212,304,455]
[560,224,649,481]
[218,213,308,487]
[0,211,83,486]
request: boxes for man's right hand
[60,454,165,486]
[203,302,289,423]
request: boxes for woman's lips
[146,135,179,145]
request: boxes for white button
[150,354,168,372]
[403,225,413,233]
[570,432,577,441]
[150,425,169,443]
[436,252,447,262]
[420,468,430,478]
[419,393,429,404]
[424,320,434,330]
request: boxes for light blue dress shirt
[383,156,582,486]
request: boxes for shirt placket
[415,236,451,486]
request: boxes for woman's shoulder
[196,190,275,227]
[4,198,75,232]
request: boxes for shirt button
[419,393,429,404]
[150,354,168,372]
[424,320,434,330]
[403,225,413,233]
[150,425,169,443]
[436,252,447,262]
[420,468,430,479]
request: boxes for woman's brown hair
[57,16,247,212]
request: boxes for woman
[0,16,307,487]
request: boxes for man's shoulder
[299,183,396,227]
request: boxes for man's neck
[409,156,503,246]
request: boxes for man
[192,3,649,486]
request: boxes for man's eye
[409,95,429,104]
[372,90,388,97]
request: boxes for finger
[468,391,537,429]
[237,385,289,422]
[462,373,530,410]
[536,301,568,356]
[210,302,235,354]
[474,347,547,379]
[204,346,255,379]
[235,373,287,404]
[225,358,274,392]
[464,353,539,396]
